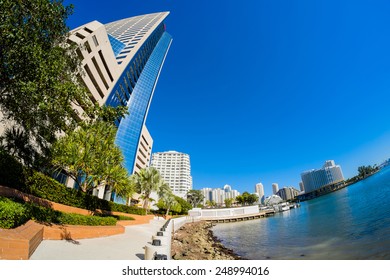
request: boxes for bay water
[212,166,390,259]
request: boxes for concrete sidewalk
[30,218,166,260]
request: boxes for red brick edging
[0,220,43,260]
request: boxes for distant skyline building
[200,186,240,206]
[201,188,213,204]
[301,160,344,193]
[299,181,305,192]
[255,183,265,204]
[276,187,300,201]
[272,183,279,195]
[151,151,193,198]
[66,12,172,203]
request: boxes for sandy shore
[171,221,245,260]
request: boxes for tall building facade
[151,151,192,198]
[272,183,279,195]
[276,187,300,201]
[68,12,172,202]
[299,181,305,192]
[301,160,344,193]
[255,183,265,204]
[201,188,213,204]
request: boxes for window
[76,48,83,60]
[120,50,131,55]
[75,32,85,39]
[84,27,93,33]
[92,35,99,46]
[98,50,113,82]
[85,41,92,53]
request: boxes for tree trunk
[165,206,171,216]
[143,198,149,214]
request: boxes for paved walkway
[30,218,166,260]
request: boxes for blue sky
[65,0,390,196]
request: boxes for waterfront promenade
[30,218,166,260]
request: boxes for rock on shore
[171,221,244,260]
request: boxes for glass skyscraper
[68,12,172,202]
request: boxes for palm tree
[206,200,216,208]
[134,167,162,214]
[108,166,135,206]
[161,194,181,216]
[0,126,36,167]
[157,181,172,199]
[224,198,234,208]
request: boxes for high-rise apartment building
[151,151,192,198]
[299,181,305,192]
[255,183,265,204]
[67,12,172,202]
[272,183,279,195]
[301,160,344,193]
[276,187,300,201]
[201,188,213,204]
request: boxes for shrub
[0,197,29,228]
[114,215,135,221]
[26,204,116,226]
[107,201,146,215]
[26,171,87,209]
[56,213,117,226]
[25,171,146,215]
[174,195,192,215]
[0,149,26,191]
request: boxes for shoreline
[171,220,246,260]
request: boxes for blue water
[212,166,390,259]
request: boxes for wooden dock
[202,210,275,223]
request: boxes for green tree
[235,195,245,205]
[0,0,95,162]
[358,165,376,179]
[205,200,216,208]
[173,195,192,215]
[51,121,130,194]
[224,198,234,208]
[157,181,172,200]
[0,126,37,168]
[133,167,162,214]
[236,192,258,206]
[156,194,182,216]
[109,166,136,206]
[246,193,259,205]
[187,190,205,208]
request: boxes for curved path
[30,218,166,260]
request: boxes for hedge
[0,196,117,228]
[114,215,135,221]
[25,171,146,215]
[0,197,30,228]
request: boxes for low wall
[188,205,259,219]
[0,220,43,260]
